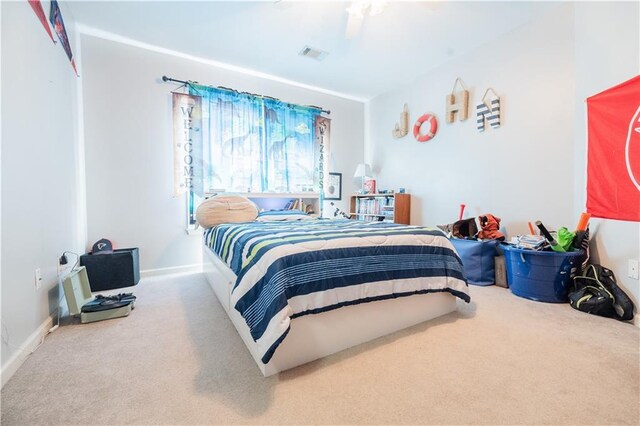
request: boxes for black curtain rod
[161,75,330,115]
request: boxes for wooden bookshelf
[349,193,410,225]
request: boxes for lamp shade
[353,163,372,178]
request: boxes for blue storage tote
[450,239,499,286]
[502,245,584,303]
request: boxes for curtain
[263,98,316,192]
[199,87,264,192]
[192,85,322,194]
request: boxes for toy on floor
[62,267,136,323]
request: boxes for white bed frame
[202,244,458,376]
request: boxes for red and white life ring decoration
[413,113,438,142]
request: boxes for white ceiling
[68,1,559,100]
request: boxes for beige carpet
[1,272,638,425]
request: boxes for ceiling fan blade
[345,13,364,39]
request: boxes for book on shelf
[356,196,394,216]
[349,191,409,225]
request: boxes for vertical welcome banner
[172,93,203,197]
[315,116,331,216]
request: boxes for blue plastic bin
[502,245,584,303]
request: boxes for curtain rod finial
[162,76,169,82]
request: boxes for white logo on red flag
[627,106,640,191]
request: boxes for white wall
[367,4,575,232]
[367,2,640,323]
[574,1,640,320]
[80,35,364,272]
[1,1,80,381]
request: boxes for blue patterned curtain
[198,87,263,192]
[192,85,320,193]
[263,98,316,192]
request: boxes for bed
[202,219,469,376]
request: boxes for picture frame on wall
[325,172,342,200]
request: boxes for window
[192,85,323,194]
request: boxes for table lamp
[353,163,372,193]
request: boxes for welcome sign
[172,93,203,197]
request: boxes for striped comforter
[204,220,470,364]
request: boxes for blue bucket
[502,245,584,303]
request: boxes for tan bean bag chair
[195,194,259,229]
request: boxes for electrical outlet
[629,259,639,280]
[34,268,42,290]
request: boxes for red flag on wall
[28,0,55,42]
[586,75,640,222]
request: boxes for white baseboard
[1,315,54,389]
[140,263,203,278]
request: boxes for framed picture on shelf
[325,172,342,200]
[363,178,376,194]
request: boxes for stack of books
[284,199,314,214]
[511,235,549,251]
[357,197,393,216]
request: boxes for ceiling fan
[344,1,442,39]
[345,1,387,39]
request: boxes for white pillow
[195,194,259,229]
[255,210,316,222]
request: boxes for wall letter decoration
[446,78,469,123]
[413,113,439,143]
[392,103,409,138]
[476,88,501,132]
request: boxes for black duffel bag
[569,264,635,321]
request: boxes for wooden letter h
[446,90,469,123]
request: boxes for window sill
[208,192,320,199]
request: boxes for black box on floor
[80,248,140,292]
